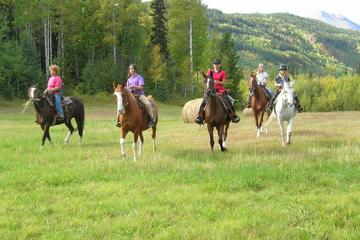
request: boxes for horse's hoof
[221,147,228,152]
[287,141,291,145]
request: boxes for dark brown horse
[25,85,85,146]
[113,83,158,161]
[202,72,229,152]
[248,73,269,137]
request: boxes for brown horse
[113,83,158,161]
[248,73,269,137]
[202,72,229,152]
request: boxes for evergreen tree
[149,44,168,101]
[150,0,169,58]
[219,32,243,107]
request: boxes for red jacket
[207,69,227,93]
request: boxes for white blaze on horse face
[29,87,36,100]
[114,91,125,113]
[207,78,210,89]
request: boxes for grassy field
[1,100,360,239]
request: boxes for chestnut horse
[202,72,229,152]
[113,83,158,161]
[248,73,270,137]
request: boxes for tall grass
[1,102,360,239]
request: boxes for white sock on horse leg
[120,138,126,156]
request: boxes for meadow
[1,100,360,239]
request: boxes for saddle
[45,95,73,107]
[260,86,271,99]
[133,94,152,121]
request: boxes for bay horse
[248,73,270,137]
[113,83,158,161]
[274,80,297,146]
[25,85,85,146]
[202,72,229,152]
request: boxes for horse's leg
[259,111,265,134]
[133,132,139,162]
[120,129,128,159]
[42,124,51,146]
[223,122,229,148]
[216,125,226,152]
[254,111,260,138]
[277,118,285,146]
[138,132,144,158]
[207,124,215,151]
[287,118,294,145]
[64,119,75,145]
[151,126,157,152]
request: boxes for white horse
[274,81,297,146]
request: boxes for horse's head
[281,81,296,107]
[248,72,257,90]
[113,82,128,114]
[202,71,215,94]
[28,84,39,101]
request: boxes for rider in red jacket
[195,58,240,124]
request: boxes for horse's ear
[35,82,39,87]
[121,81,125,87]
[209,70,213,78]
[290,80,296,88]
[113,82,117,90]
[202,72,207,79]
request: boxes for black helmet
[279,64,287,71]
[213,58,221,65]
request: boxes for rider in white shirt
[246,63,273,108]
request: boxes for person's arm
[129,76,144,90]
[214,71,227,85]
[47,77,62,93]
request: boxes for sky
[201,0,360,24]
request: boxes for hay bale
[182,98,203,123]
[242,107,253,117]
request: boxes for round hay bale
[242,107,253,117]
[182,98,203,123]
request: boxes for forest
[1,0,360,111]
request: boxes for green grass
[1,101,360,239]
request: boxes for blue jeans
[54,93,64,117]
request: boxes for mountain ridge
[309,11,360,31]
[208,9,360,75]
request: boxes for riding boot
[224,94,240,123]
[195,97,207,124]
[246,91,253,108]
[294,95,304,113]
[267,90,280,111]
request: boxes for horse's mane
[122,86,137,104]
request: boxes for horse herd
[24,73,297,161]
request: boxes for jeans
[54,93,64,117]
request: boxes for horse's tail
[71,97,85,138]
[147,95,158,125]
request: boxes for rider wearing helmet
[266,64,303,112]
[195,58,240,124]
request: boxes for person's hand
[48,88,53,93]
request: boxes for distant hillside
[309,11,360,31]
[208,9,360,75]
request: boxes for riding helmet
[213,58,221,65]
[279,64,287,71]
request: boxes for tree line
[0,0,241,103]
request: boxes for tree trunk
[189,17,193,94]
